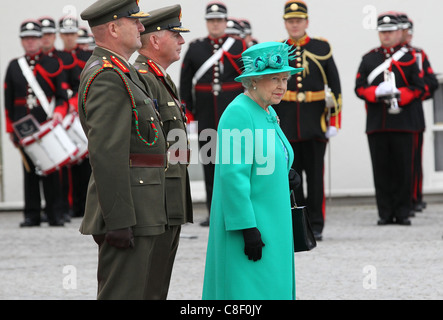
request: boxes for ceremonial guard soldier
[58,16,92,219]
[133,4,193,299]
[398,13,438,214]
[274,0,342,240]
[78,0,168,299]
[77,27,95,51]
[4,20,69,227]
[180,1,246,225]
[239,19,258,47]
[355,12,425,226]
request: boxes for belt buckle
[297,92,306,102]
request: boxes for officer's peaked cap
[205,1,228,20]
[20,20,42,38]
[39,17,57,34]
[81,0,149,28]
[140,4,190,35]
[283,0,308,20]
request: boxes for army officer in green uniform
[78,0,169,299]
[133,4,193,300]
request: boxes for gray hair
[240,75,263,90]
[240,72,292,90]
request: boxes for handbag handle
[290,190,297,208]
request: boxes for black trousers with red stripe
[412,131,424,206]
[291,139,327,234]
[368,132,413,221]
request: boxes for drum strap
[18,57,55,118]
[82,65,159,147]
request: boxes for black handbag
[291,190,317,252]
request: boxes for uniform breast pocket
[133,98,161,147]
[130,167,166,228]
[159,105,184,132]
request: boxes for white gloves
[375,81,400,97]
[325,126,338,138]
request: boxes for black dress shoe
[20,219,40,227]
[396,218,411,226]
[413,203,423,212]
[313,231,323,241]
[48,220,65,227]
[200,218,209,227]
[377,219,394,225]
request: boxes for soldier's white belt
[282,90,325,103]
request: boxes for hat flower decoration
[235,41,303,81]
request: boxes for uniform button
[296,63,302,68]
[296,46,301,50]
[139,180,144,184]
[297,57,302,62]
[297,76,302,82]
[214,78,219,83]
[150,117,154,121]
[297,83,303,89]
[173,116,177,120]
[296,51,301,56]
[214,72,219,77]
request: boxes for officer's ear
[108,21,120,39]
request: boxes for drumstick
[18,147,31,173]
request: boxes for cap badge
[210,5,219,12]
[42,19,50,26]
[383,16,391,23]
[26,23,34,30]
[290,3,299,11]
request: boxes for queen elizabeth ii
[202,41,303,300]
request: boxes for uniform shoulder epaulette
[146,59,164,77]
[101,59,113,69]
[313,36,329,43]
[109,55,129,73]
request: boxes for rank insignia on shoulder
[102,60,113,68]
[110,55,129,72]
[146,60,163,77]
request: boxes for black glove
[242,227,265,261]
[105,227,135,249]
[289,168,301,191]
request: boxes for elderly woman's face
[253,72,290,106]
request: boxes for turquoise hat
[235,41,303,82]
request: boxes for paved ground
[0,196,442,300]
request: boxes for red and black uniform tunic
[355,44,425,222]
[179,34,245,211]
[4,51,69,225]
[273,34,342,235]
[180,34,245,130]
[46,45,92,218]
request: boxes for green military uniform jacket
[78,47,168,236]
[134,54,193,225]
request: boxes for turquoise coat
[202,93,295,300]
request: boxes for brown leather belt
[129,153,167,168]
[282,90,325,103]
